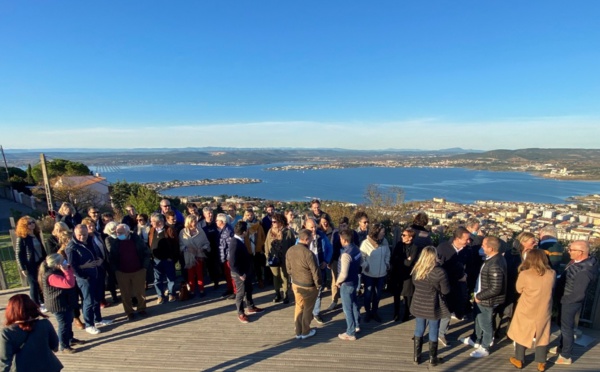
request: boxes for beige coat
[507,268,555,348]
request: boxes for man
[66,224,112,335]
[464,218,485,315]
[262,204,275,235]
[229,221,264,323]
[200,207,222,290]
[226,204,242,226]
[87,206,104,236]
[539,225,565,274]
[286,229,322,340]
[121,204,138,231]
[148,213,179,304]
[158,198,184,225]
[335,229,362,341]
[460,236,507,358]
[304,218,332,324]
[216,213,235,298]
[243,208,267,288]
[309,199,326,221]
[551,241,599,365]
[185,202,201,218]
[106,224,150,320]
[436,226,471,347]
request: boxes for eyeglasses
[28,221,36,225]
[136,219,145,222]
[161,204,170,208]
[567,248,583,253]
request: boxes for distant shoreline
[143,178,261,192]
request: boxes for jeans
[362,275,385,315]
[558,302,582,359]
[232,273,254,315]
[313,285,325,316]
[474,303,495,351]
[54,310,74,349]
[154,258,176,298]
[415,318,439,342]
[77,276,103,327]
[340,283,360,336]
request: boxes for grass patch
[0,233,23,288]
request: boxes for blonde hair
[52,221,70,238]
[411,246,438,281]
[184,214,198,230]
[58,202,74,216]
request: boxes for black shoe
[393,314,400,322]
[372,313,382,323]
[127,313,135,321]
[272,295,282,303]
[413,336,423,365]
[314,315,325,324]
[283,296,289,304]
[70,338,85,346]
[363,313,371,323]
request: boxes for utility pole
[0,145,15,201]
[40,153,55,214]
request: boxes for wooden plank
[0,285,599,371]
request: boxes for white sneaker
[95,319,113,327]
[460,337,476,348]
[39,304,48,313]
[470,346,489,358]
[301,329,317,339]
[85,326,100,335]
[548,346,558,355]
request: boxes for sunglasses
[28,221,36,225]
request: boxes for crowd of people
[2,198,599,371]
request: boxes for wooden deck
[1,284,599,372]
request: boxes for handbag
[267,239,283,267]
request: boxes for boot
[413,336,423,365]
[429,341,443,366]
[272,291,282,303]
[283,293,290,304]
[73,317,85,330]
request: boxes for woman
[38,253,82,353]
[410,246,450,366]
[354,211,369,246]
[507,249,555,372]
[359,223,390,323]
[15,216,47,310]
[0,294,63,372]
[179,215,211,296]
[44,222,70,255]
[264,213,296,303]
[284,209,300,234]
[56,231,85,330]
[58,202,82,230]
[499,232,537,338]
[390,227,419,322]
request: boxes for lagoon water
[93,164,600,204]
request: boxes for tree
[110,180,162,215]
[52,183,106,212]
[26,164,34,184]
[363,184,408,243]
[31,158,91,183]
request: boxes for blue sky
[1,1,599,150]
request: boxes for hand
[21,270,27,277]
[320,262,327,269]
[79,260,95,269]
[335,283,341,288]
[240,274,246,281]
[474,296,480,303]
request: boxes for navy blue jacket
[229,237,252,277]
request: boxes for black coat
[475,253,507,307]
[16,235,46,273]
[390,242,420,296]
[410,266,450,320]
